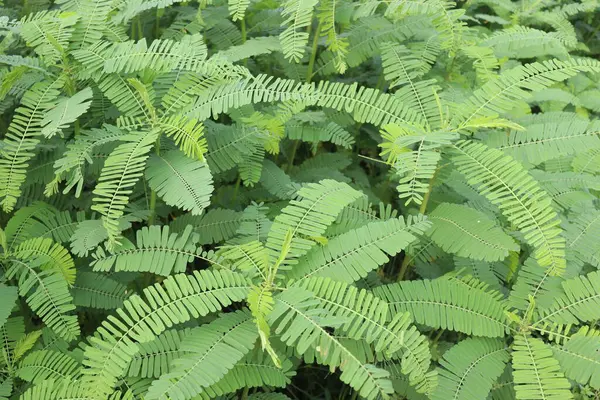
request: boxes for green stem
[232,175,242,205]
[240,386,249,400]
[287,140,300,172]
[306,22,321,83]
[148,139,161,226]
[240,17,247,66]
[432,329,445,344]
[241,18,247,43]
[64,75,81,137]
[154,8,160,38]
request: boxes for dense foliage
[0,0,600,399]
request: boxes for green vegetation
[0,0,600,399]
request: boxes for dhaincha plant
[0,0,600,399]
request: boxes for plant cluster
[0,0,600,399]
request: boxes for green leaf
[146,150,214,216]
[553,328,600,388]
[146,310,258,400]
[374,277,509,337]
[452,141,565,275]
[432,338,509,400]
[41,87,93,138]
[91,130,159,249]
[0,284,17,327]
[266,180,363,267]
[512,334,573,400]
[428,203,519,262]
[81,270,251,397]
[287,216,430,283]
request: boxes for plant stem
[287,140,300,172]
[241,17,247,66]
[154,8,160,38]
[148,139,161,226]
[432,329,445,344]
[306,22,321,84]
[64,74,81,137]
[232,175,242,205]
[240,387,249,400]
[241,17,246,43]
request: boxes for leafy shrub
[0,0,600,399]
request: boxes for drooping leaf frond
[9,237,75,284]
[512,334,573,400]
[266,180,363,266]
[6,257,79,341]
[16,350,80,384]
[432,338,509,400]
[145,310,258,400]
[185,74,423,128]
[428,203,519,262]
[451,141,565,275]
[71,271,128,310]
[74,34,207,75]
[316,0,349,73]
[534,270,600,326]
[0,77,64,212]
[485,118,600,166]
[216,37,281,63]
[69,0,112,49]
[170,208,245,244]
[81,269,251,397]
[292,277,437,394]
[229,0,251,22]
[508,258,562,312]
[552,327,600,389]
[279,0,318,62]
[19,11,77,65]
[51,124,125,197]
[91,225,204,276]
[198,349,295,399]
[146,150,214,216]
[271,286,395,400]
[481,26,569,59]
[127,328,190,378]
[91,130,159,249]
[380,125,457,205]
[40,87,93,138]
[374,277,509,337]
[453,58,600,131]
[287,215,430,283]
[0,284,18,328]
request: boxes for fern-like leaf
[91,129,159,249]
[287,216,430,283]
[0,77,64,212]
[432,338,509,400]
[428,203,519,262]
[146,310,258,400]
[146,150,213,216]
[374,277,509,337]
[451,141,565,275]
[81,269,251,397]
[512,334,573,400]
[279,0,318,62]
[265,180,363,267]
